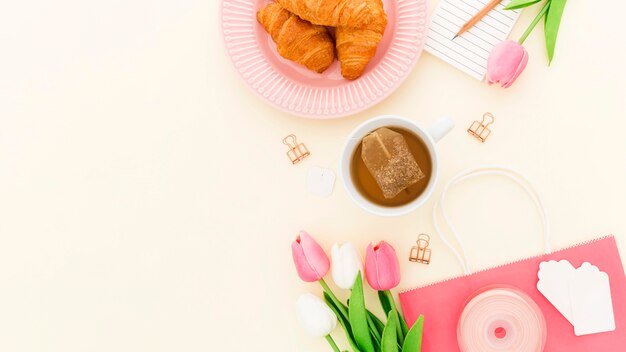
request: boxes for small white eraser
[306,167,336,197]
[569,262,616,336]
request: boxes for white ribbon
[432,166,551,275]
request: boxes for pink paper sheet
[399,236,626,351]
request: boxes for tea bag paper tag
[306,166,335,197]
[569,262,615,336]
[537,260,576,325]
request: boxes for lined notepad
[425,0,521,80]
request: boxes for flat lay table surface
[1,0,625,351]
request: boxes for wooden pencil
[454,0,502,39]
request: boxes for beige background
[1,0,625,351]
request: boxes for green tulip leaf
[504,0,541,10]
[545,0,567,64]
[397,311,409,338]
[349,272,376,352]
[377,291,392,317]
[366,313,382,352]
[380,290,405,345]
[334,297,350,323]
[402,315,424,352]
[381,310,399,352]
[324,293,361,352]
[367,310,384,352]
[367,310,385,336]
[370,329,381,352]
[543,0,551,36]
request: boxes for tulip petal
[503,49,528,88]
[292,240,320,282]
[331,244,351,289]
[331,245,345,288]
[365,243,381,290]
[374,242,401,291]
[299,231,330,279]
[332,242,363,289]
[486,40,528,88]
[296,293,337,337]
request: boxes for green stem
[384,290,405,345]
[320,279,349,319]
[325,335,341,352]
[518,0,551,44]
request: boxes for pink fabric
[399,236,626,351]
[365,241,401,291]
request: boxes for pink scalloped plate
[220,0,428,119]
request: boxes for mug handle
[427,116,455,143]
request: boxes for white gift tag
[306,167,335,197]
[569,262,616,336]
[537,260,616,336]
[537,260,576,325]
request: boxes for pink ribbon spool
[457,286,547,352]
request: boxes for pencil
[453,0,502,39]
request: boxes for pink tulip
[365,241,401,291]
[486,40,529,88]
[291,231,330,282]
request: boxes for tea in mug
[350,127,432,207]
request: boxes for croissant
[275,0,386,29]
[257,3,335,73]
[335,0,386,80]
[336,25,385,79]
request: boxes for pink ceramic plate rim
[220,0,429,119]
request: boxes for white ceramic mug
[340,115,454,217]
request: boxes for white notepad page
[425,0,521,80]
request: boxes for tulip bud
[296,293,338,337]
[365,241,401,291]
[331,242,363,290]
[291,231,330,282]
[486,40,529,88]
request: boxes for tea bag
[361,128,425,199]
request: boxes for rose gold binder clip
[283,134,310,165]
[409,234,432,264]
[467,112,495,143]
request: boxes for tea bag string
[432,166,551,275]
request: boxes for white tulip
[331,242,363,290]
[296,293,338,338]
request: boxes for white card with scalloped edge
[569,262,616,336]
[537,260,615,336]
[537,260,576,325]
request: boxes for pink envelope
[399,236,626,351]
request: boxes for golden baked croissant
[336,25,385,80]
[257,3,335,73]
[275,0,386,29]
[335,0,386,80]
